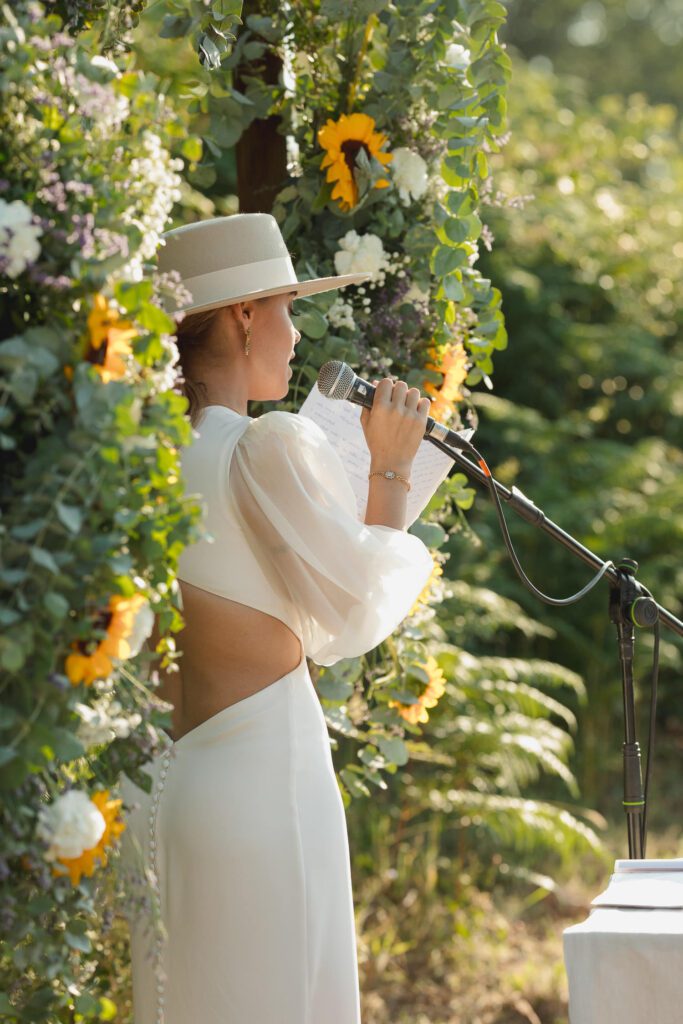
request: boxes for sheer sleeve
[228,410,434,666]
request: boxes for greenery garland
[0,4,210,1019]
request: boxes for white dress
[118,405,433,1024]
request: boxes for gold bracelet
[368,468,411,492]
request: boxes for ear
[227,300,257,330]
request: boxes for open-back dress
[118,404,434,1024]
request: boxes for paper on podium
[298,382,471,528]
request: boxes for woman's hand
[359,376,431,474]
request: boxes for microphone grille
[317,360,355,400]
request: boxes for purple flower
[47,672,71,691]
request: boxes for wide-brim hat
[157,212,372,317]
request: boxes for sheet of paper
[297,382,473,527]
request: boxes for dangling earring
[244,324,252,356]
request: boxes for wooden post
[234,0,287,213]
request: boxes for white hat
[157,212,372,316]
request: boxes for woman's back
[172,582,303,741]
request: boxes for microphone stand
[429,440,683,859]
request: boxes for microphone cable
[427,433,615,607]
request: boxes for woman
[118,213,435,1024]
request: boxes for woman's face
[247,291,302,402]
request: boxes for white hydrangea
[0,198,43,278]
[74,695,143,749]
[334,230,391,287]
[36,789,106,862]
[114,132,184,282]
[444,42,471,70]
[390,147,429,206]
[327,297,356,331]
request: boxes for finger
[405,386,421,410]
[375,376,393,403]
[389,378,408,404]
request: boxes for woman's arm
[360,377,429,530]
[363,461,411,529]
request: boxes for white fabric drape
[228,410,434,666]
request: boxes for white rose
[36,790,106,862]
[390,148,429,206]
[334,230,389,282]
[0,198,43,278]
[444,43,470,70]
[6,227,42,275]
[0,197,34,230]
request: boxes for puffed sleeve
[228,410,434,666]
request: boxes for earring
[244,324,251,356]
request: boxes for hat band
[181,255,298,308]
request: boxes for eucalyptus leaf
[29,546,60,575]
[55,501,83,534]
[374,735,409,766]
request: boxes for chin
[255,375,291,402]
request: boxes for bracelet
[368,468,411,492]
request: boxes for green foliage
[0,2,242,1019]
[503,0,683,105]
[467,59,683,806]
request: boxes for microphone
[316,359,478,455]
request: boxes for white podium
[563,859,683,1024]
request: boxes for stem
[346,13,378,113]
[8,692,48,751]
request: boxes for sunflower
[318,112,393,212]
[408,557,443,618]
[50,789,126,886]
[422,340,469,423]
[389,655,447,725]
[65,593,149,687]
[81,292,137,383]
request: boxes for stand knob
[630,596,659,628]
